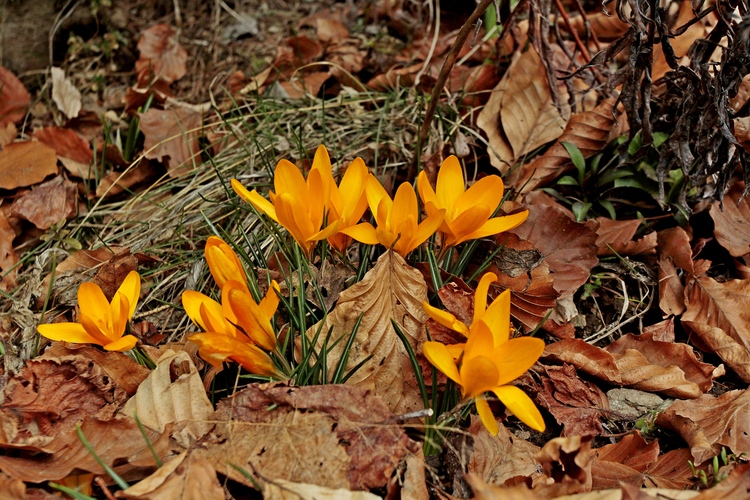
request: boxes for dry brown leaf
[533,364,609,436]
[477,48,571,173]
[33,126,93,165]
[118,451,224,500]
[651,0,709,81]
[465,474,539,500]
[9,175,77,230]
[263,480,381,500]
[565,12,630,42]
[710,182,750,257]
[314,18,350,44]
[656,389,750,464]
[50,67,81,120]
[401,450,429,500]
[121,350,213,447]
[0,416,177,483]
[306,251,428,414]
[544,338,702,399]
[682,274,750,382]
[278,71,331,98]
[595,217,657,256]
[140,108,202,176]
[0,471,26,499]
[0,66,30,127]
[96,161,154,198]
[468,416,541,486]
[198,383,410,490]
[643,448,696,489]
[0,141,58,190]
[507,98,620,192]
[0,123,16,147]
[135,24,187,83]
[693,463,750,499]
[535,436,593,496]
[590,432,658,490]
[90,248,139,300]
[509,199,599,298]
[657,226,693,316]
[0,211,19,291]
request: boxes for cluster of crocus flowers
[182,236,280,377]
[423,272,546,435]
[37,271,141,352]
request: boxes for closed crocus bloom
[417,156,529,248]
[182,290,240,338]
[38,271,141,352]
[342,174,445,258]
[189,333,277,377]
[222,280,280,352]
[204,236,246,289]
[231,152,340,257]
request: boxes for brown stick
[409,0,495,181]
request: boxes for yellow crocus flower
[417,156,529,248]
[204,236,246,289]
[37,271,141,352]
[326,157,369,253]
[342,174,445,257]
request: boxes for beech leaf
[0,141,58,190]
[0,66,30,126]
[140,108,202,176]
[135,24,188,83]
[50,67,82,120]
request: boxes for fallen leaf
[566,13,630,42]
[50,67,81,120]
[88,248,139,301]
[710,182,750,257]
[0,141,58,190]
[543,338,702,399]
[197,382,411,490]
[121,350,214,447]
[33,126,93,166]
[533,364,609,436]
[139,108,202,176]
[135,24,188,83]
[643,448,697,489]
[507,98,620,191]
[118,451,224,500]
[278,71,331,98]
[594,217,657,256]
[509,199,599,298]
[657,226,693,316]
[651,0,709,80]
[306,251,428,414]
[656,389,750,464]
[468,416,542,486]
[465,474,538,500]
[591,432,658,489]
[96,161,154,198]
[693,463,750,498]
[535,435,593,496]
[401,450,429,500]
[0,211,19,291]
[0,471,26,499]
[9,175,77,229]
[0,66,30,126]
[263,480,382,500]
[313,18,350,44]
[0,123,16,147]
[477,48,571,173]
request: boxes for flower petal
[231,179,279,222]
[446,343,465,359]
[493,336,545,386]
[78,282,111,328]
[309,218,342,242]
[341,222,379,245]
[455,174,504,215]
[460,211,530,242]
[103,335,138,352]
[115,271,141,319]
[38,322,101,345]
[464,320,495,362]
[417,171,438,210]
[423,302,469,337]
[205,237,246,288]
[391,183,419,233]
[226,286,277,351]
[110,293,130,340]
[408,208,445,252]
[190,333,277,376]
[474,395,499,436]
[274,160,310,206]
[78,312,115,346]
[311,145,334,205]
[423,341,461,385]
[460,354,500,398]
[481,288,511,344]
[339,158,369,223]
[473,272,498,326]
[492,385,546,432]
[183,291,224,332]
[436,156,464,213]
[446,205,492,246]
[259,281,281,320]
[275,192,317,250]
[365,174,390,217]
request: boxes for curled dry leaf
[467,416,542,486]
[33,126,94,179]
[118,451,224,500]
[464,474,538,500]
[710,182,750,257]
[590,432,659,490]
[197,383,411,491]
[306,251,428,414]
[656,389,750,464]
[478,48,571,173]
[121,350,214,447]
[507,98,620,192]
[9,175,77,230]
[657,226,693,316]
[0,211,19,291]
[135,24,188,83]
[0,141,58,190]
[535,435,593,496]
[543,338,702,399]
[594,217,657,256]
[509,199,599,298]
[0,65,30,126]
[140,108,202,176]
[90,248,139,301]
[50,67,81,120]
[693,463,750,499]
[532,364,609,437]
[263,480,382,500]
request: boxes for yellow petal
[493,337,545,386]
[306,168,327,230]
[259,281,281,319]
[78,312,114,346]
[110,293,130,340]
[274,160,310,206]
[38,322,101,345]
[115,271,141,319]
[190,333,277,376]
[416,171,438,210]
[233,181,279,223]
[473,273,498,326]
[340,223,379,245]
[309,218,342,242]
[460,211,530,243]
[492,385,545,431]
[339,158,369,222]
[275,193,316,250]
[436,156,464,212]
[482,288,512,344]
[455,174,504,215]
[103,335,138,352]
[446,343,466,359]
[392,214,419,257]
[464,320,495,361]
[226,286,277,351]
[183,291,223,332]
[311,145,334,204]
[423,341,462,385]
[446,205,492,246]
[78,282,111,330]
[205,237,246,288]
[460,354,500,399]
[474,395,499,436]
[423,302,469,337]
[407,208,445,254]
[375,225,399,252]
[365,174,390,217]
[390,183,418,233]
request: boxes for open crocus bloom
[417,156,529,248]
[38,271,141,352]
[422,273,546,435]
[325,157,369,253]
[204,236,246,289]
[342,174,445,257]
[231,148,341,257]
